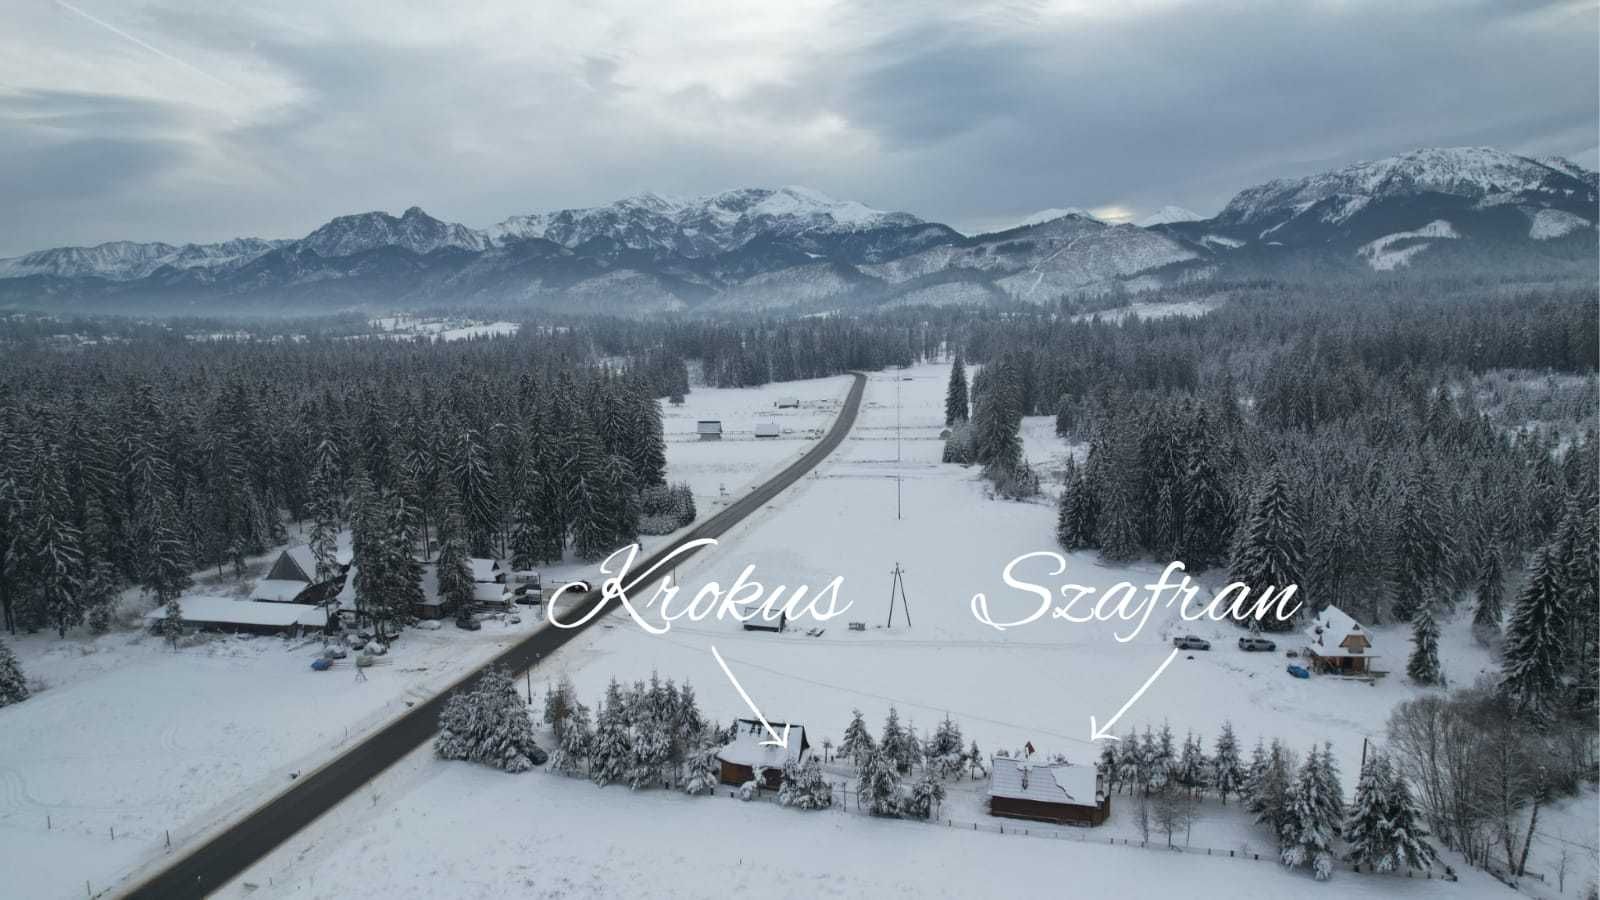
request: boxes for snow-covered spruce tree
[1281,744,1342,880]
[434,486,475,615]
[1211,721,1243,805]
[543,676,575,739]
[588,679,633,787]
[1227,468,1304,632]
[1561,500,1599,715]
[1389,460,1453,623]
[1116,729,1143,794]
[1473,532,1507,641]
[928,714,965,780]
[1055,459,1098,551]
[160,599,184,649]
[1098,741,1121,795]
[1147,722,1175,792]
[1177,731,1209,798]
[680,740,721,796]
[451,428,499,558]
[778,756,833,810]
[1342,751,1393,872]
[25,447,86,637]
[1384,765,1438,874]
[838,709,874,765]
[627,673,673,789]
[549,698,592,777]
[81,560,118,635]
[0,638,28,706]
[1501,542,1567,720]
[306,437,344,584]
[1248,740,1296,850]
[1177,405,1233,571]
[967,740,986,779]
[1406,600,1442,685]
[433,667,543,773]
[903,768,945,820]
[879,706,910,772]
[944,356,969,426]
[1241,738,1268,803]
[856,746,903,816]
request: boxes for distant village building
[1302,605,1377,675]
[716,718,809,789]
[254,544,349,605]
[753,422,780,439]
[696,420,723,441]
[775,397,800,409]
[987,756,1109,826]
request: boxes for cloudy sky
[1,0,1595,256]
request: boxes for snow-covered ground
[212,362,1579,899]
[366,315,519,342]
[0,371,859,899]
[1070,299,1218,324]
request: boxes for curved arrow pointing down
[1088,648,1182,742]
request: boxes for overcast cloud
[1,0,1595,255]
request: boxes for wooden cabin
[988,756,1109,826]
[254,544,349,605]
[696,420,723,441]
[753,422,780,439]
[716,718,809,790]
[1302,605,1377,675]
[775,397,800,409]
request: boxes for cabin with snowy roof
[696,420,723,440]
[253,544,350,605]
[988,756,1109,826]
[716,718,809,790]
[1302,605,1377,675]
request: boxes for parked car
[504,583,543,606]
[553,579,592,597]
[1173,636,1211,651]
[454,615,481,632]
[1238,636,1277,652]
[1287,664,1311,679]
[310,657,332,672]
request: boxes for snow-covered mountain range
[1,147,1592,313]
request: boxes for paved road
[122,372,867,900]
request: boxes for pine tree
[589,679,633,786]
[1281,745,1340,880]
[856,745,902,816]
[160,598,184,649]
[1342,751,1392,871]
[1501,543,1567,719]
[1177,405,1233,570]
[433,667,543,772]
[434,486,475,615]
[1473,531,1507,637]
[306,438,343,583]
[778,756,834,810]
[680,741,721,796]
[1561,500,1599,715]
[1098,740,1121,795]
[1056,459,1098,550]
[879,706,911,772]
[1228,468,1304,632]
[1177,731,1208,798]
[903,768,945,819]
[1248,740,1296,849]
[944,356,969,426]
[25,447,85,637]
[1385,767,1438,873]
[1406,600,1442,685]
[1211,721,1243,805]
[543,675,577,740]
[1389,459,1453,623]
[0,637,28,706]
[549,698,592,776]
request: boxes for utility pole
[886,563,912,628]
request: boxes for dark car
[1238,636,1277,652]
[505,583,543,606]
[454,615,481,631]
[1173,635,1211,651]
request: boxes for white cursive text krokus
[971,554,1300,641]
[545,539,852,634]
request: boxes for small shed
[1302,605,1377,674]
[988,756,1109,826]
[753,422,780,439]
[696,420,723,441]
[716,718,810,789]
[775,397,800,409]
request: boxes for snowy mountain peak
[487,186,921,256]
[299,208,487,258]
[0,237,288,281]
[1137,205,1202,227]
[1220,146,1593,224]
[979,208,1104,235]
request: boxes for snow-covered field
[211,362,1582,899]
[0,372,857,899]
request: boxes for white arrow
[710,645,791,749]
[1088,648,1181,742]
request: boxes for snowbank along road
[120,372,868,900]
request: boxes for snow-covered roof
[696,420,722,434]
[143,596,327,629]
[273,544,351,583]
[988,756,1100,807]
[715,719,809,771]
[468,558,503,582]
[1303,605,1377,659]
[753,422,780,437]
[776,397,799,407]
[253,579,311,603]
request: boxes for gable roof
[989,756,1100,807]
[753,422,780,437]
[715,718,809,771]
[268,544,351,584]
[696,420,723,434]
[1303,605,1378,658]
[468,558,503,582]
[143,595,328,629]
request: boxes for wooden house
[1302,605,1377,675]
[716,718,809,790]
[988,756,1109,826]
[144,595,329,637]
[696,420,723,441]
[775,397,800,409]
[254,544,349,605]
[753,422,780,439]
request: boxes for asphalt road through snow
[121,372,867,900]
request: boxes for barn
[716,718,809,790]
[1302,605,1378,675]
[254,544,350,605]
[987,756,1109,826]
[775,397,800,409]
[696,420,723,440]
[144,595,329,637]
[753,422,780,439]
